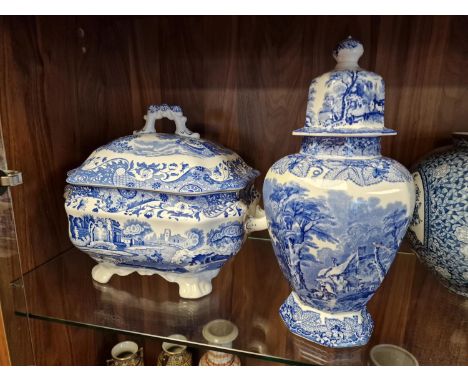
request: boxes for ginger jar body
[262,38,415,348]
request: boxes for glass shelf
[12,236,468,365]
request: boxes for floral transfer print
[300,136,381,157]
[67,156,258,194]
[408,144,468,295]
[65,186,247,222]
[271,154,411,186]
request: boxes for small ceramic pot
[199,319,241,366]
[369,344,418,366]
[157,334,192,366]
[107,341,144,366]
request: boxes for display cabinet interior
[0,15,467,365]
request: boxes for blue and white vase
[261,37,415,348]
[408,132,468,297]
[64,104,267,299]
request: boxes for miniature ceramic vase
[64,104,267,299]
[157,334,192,366]
[262,37,415,348]
[199,319,241,366]
[408,132,468,297]
[107,341,144,366]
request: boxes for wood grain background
[0,15,466,365]
[0,305,10,365]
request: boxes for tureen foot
[279,292,374,348]
[156,269,220,299]
[91,262,134,283]
[91,262,219,299]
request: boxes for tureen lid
[66,104,259,195]
[294,36,396,137]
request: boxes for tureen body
[408,133,468,297]
[262,38,415,347]
[64,105,266,299]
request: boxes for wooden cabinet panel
[3,14,467,275]
[0,305,10,365]
[0,16,79,272]
[0,15,466,365]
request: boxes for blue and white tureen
[65,104,267,299]
[261,37,415,348]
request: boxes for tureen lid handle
[332,36,364,70]
[135,104,201,139]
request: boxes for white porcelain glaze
[64,104,267,299]
[262,38,415,348]
[293,36,393,137]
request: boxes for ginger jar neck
[300,136,382,159]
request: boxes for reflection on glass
[93,281,214,333]
[292,336,366,365]
[13,237,468,365]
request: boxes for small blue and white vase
[261,37,415,348]
[64,104,267,299]
[408,132,468,297]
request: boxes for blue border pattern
[67,133,259,195]
[271,154,411,187]
[279,293,373,348]
[67,156,259,195]
[65,185,246,222]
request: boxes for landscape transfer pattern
[408,147,468,294]
[332,37,361,57]
[67,214,245,274]
[304,70,385,131]
[264,179,410,312]
[100,133,233,158]
[279,293,374,347]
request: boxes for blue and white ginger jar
[408,132,468,297]
[262,37,415,348]
[65,104,267,299]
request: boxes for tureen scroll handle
[135,104,201,139]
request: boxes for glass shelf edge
[13,310,314,366]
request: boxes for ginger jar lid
[294,36,396,137]
[66,104,259,195]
